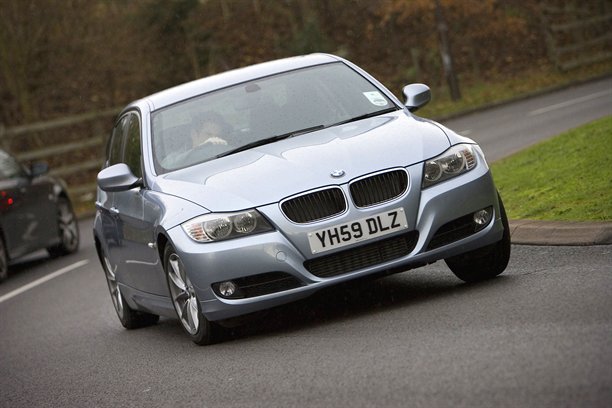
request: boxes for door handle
[110,206,120,214]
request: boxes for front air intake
[350,169,408,208]
[281,187,346,223]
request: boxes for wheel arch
[93,233,104,264]
[156,232,170,265]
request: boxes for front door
[113,113,167,295]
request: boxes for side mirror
[30,162,49,177]
[97,163,142,192]
[402,83,431,112]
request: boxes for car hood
[154,112,450,212]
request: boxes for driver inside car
[159,111,231,169]
[190,111,230,147]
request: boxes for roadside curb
[509,220,612,246]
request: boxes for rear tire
[100,250,159,329]
[164,243,224,345]
[445,194,511,283]
[0,237,8,283]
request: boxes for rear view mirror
[402,83,431,112]
[30,162,49,177]
[97,163,142,192]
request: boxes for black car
[0,149,79,281]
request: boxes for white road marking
[528,89,612,116]
[0,259,90,304]
[459,129,473,135]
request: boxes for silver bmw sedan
[94,53,510,345]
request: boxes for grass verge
[490,116,612,221]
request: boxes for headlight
[422,144,478,188]
[182,210,274,242]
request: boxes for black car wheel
[0,237,8,282]
[445,194,511,283]
[164,243,223,345]
[101,251,159,329]
[47,196,80,257]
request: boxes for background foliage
[2,0,610,126]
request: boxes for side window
[107,116,127,167]
[123,114,142,179]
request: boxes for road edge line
[0,259,90,304]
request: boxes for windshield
[151,62,398,174]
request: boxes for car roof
[128,53,342,113]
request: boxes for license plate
[308,208,408,254]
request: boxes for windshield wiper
[215,125,325,158]
[333,106,400,127]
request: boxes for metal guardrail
[540,4,612,71]
[0,108,121,206]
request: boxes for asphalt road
[442,75,612,162]
[1,77,611,407]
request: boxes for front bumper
[167,162,504,321]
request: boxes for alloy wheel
[103,255,124,318]
[58,198,79,252]
[167,252,200,335]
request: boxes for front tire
[445,195,511,283]
[47,196,80,257]
[100,250,159,329]
[164,244,223,345]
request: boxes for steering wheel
[184,140,234,163]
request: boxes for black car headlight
[422,144,478,188]
[182,210,274,242]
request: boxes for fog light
[218,281,237,297]
[473,207,493,230]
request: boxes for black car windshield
[151,62,398,174]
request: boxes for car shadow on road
[144,266,514,346]
[214,267,514,344]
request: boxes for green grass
[490,116,612,221]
